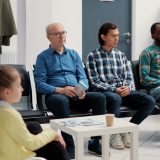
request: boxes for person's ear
[101,34,106,41]
[0,88,9,99]
[47,34,50,40]
[151,33,155,40]
[3,88,10,97]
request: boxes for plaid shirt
[85,46,133,92]
[139,43,160,90]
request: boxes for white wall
[25,0,53,66]
[17,0,25,64]
[8,0,160,65]
[51,0,82,56]
[17,0,82,66]
[132,0,160,60]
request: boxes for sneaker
[88,139,102,157]
[121,132,130,148]
[110,134,125,150]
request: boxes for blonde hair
[0,65,20,90]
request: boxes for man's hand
[116,86,130,97]
[73,86,86,99]
[55,86,76,97]
[55,86,86,99]
[78,92,86,99]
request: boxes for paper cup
[106,114,115,127]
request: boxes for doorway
[82,0,132,61]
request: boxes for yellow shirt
[0,101,56,160]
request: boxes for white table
[50,115,138,160]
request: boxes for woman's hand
[54,132,66,148]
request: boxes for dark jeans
[103,90,155,124]
[45,92,106,147]
[150,86,160,106]
[45,92,106,118]
[26,121,70,160]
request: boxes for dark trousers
[45,92,106,118]
[26,121,70,160]
[103,90,155,124]
[45,92,106,147]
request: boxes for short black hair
[150,22,160,35]
[98,23,117,46]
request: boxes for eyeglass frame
[48,31,67,37]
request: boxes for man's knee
[104,92,122,104]
[88,92,106,104]
[45,94,70,117]
[95,92,106,101]
[46,94,69,108]
[112,94,122,103]
[144,95,156,109]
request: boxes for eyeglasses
[49,31,67,37]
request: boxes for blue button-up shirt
[34,47,88,94]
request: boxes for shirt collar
[99,46,114,54]
[153,42,160,48]
[49,45,67,55]
[0,100,13,108]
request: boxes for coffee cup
[106,114,115,127]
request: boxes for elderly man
[34,23,107,158]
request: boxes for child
[0,65,70,160]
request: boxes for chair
[36,62,138,119]
[131,60,160,114]
[131,60,146,91]
[35,63,135,119]
[7,64,49,123]
[34,64,92,119]
[36,92,92,118]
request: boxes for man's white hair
[46,23,63,35]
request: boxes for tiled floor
[42,115,160,160]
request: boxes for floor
[42,115,160,160]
